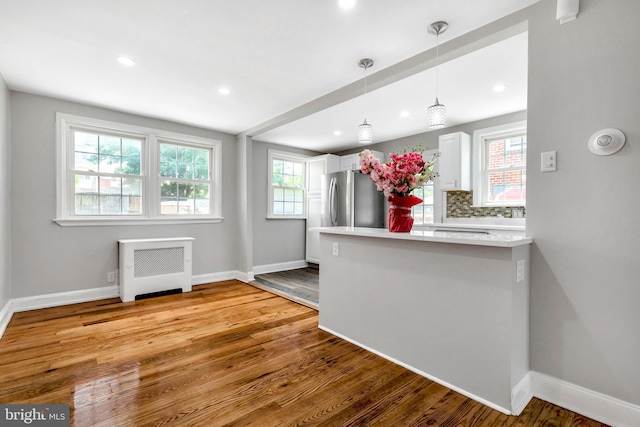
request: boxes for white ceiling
[0,0,537,153]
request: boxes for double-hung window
[472,121,527,207]
[411,149,438,224]
[267,150,307,219]
[56,113,222,225]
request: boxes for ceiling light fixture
[218,87,231,95]
[400,111,410,118]
[117,56,136,67]
[358,58,374,144]
[427,21,447,130]
[334,130,342,136]
[493,84,507,93]
[338,0,357,10]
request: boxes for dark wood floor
[252,266,319,310]
[0,281,606,426]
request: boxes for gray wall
[251,139,319,267]
[0,74,10,308]
[527,0,640,405]
[10,92,240,298]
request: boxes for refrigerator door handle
[329,177,338,226]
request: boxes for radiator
[118,237,194,302]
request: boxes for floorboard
[251,265,319,309]
[0,280,607,426]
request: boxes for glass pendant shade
[428,98,446,129]
[358,119,373,144]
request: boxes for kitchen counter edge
[311,226,533,248]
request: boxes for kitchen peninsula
[315,226,532,415]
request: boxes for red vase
[387,194,422,232]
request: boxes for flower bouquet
[360,148,439,232]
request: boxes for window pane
[273,188,284,202]
[99,154,121,173]
[194,165,208,180]
[177,147,193,163]
[160,161,176,177]
[424,206,434,223]
[74,152,98,172]
[75,174,98,215]
[160,144,177,162]
[177,162,192,179]
[283,202,294,214]
[294,202,303,215]
[74,131,98,154]
[99,135,121,156]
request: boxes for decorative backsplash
[446,191,526,218]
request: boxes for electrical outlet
[541,151,557,172]
[332,242,339,256]
[107,270,117,283]
[516,260,525,283]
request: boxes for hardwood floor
[251,266,319,310]
[0,281,606,426]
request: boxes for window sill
[266,216,307,220]
[53,217,224,227]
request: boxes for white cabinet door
[306,196,322,263]
[340,150,384,171]
[308,154,340,194]
[438,132,470,191]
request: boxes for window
[267,150,307,218]
[159,142,211,215]
[56,113,222,225]
[472,121,527,207]
[411,149,438,224]
[411,183,434,224]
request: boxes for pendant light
[358,58,374,144]
[428,21,448,130]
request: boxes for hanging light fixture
[428,21,448,130]
[358,58,374,144]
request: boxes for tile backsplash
[446,191,525,218]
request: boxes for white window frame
[411,149,438,225]
[55,113,222,226]
[267,149,308,219]
[472,120,527,207]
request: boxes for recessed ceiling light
[334,130,342,136]
[218,87,231,95]
[338,0,356,10]
[493,84,507,93]
[117,56,136,67]
[400,111,410,118]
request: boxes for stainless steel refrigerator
[320,170,385,228]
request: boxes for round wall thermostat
[588,128,626,155]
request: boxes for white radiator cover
[118,237,194,302]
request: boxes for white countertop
[312,226,532,248]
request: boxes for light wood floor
[0,281,606,426]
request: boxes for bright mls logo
[1,405,69,426]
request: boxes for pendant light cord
[435,31,440,101]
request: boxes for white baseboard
[0,299,13,339]
[253,260,308,275]
[531,371,640,427]
[192,271,236,285]
[12,286,120,313]
[512,372,533,415]
[234,270,255,283]
[318,324,512,415]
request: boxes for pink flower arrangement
[359,148,439,198]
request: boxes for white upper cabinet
[438,132,471,191]
[307,154,340,194]
[339,150,384,171]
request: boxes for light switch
[541,151,557,172]
[332,242,339,256]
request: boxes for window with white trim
[267,150,307,219]
[56,113,222,225]
[411,149,438,224]
[472,121,527,207]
